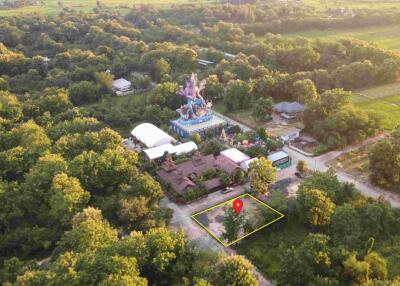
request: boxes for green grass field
[304,0,400,11]
[0,0,213,16]
[284,24,400,51]
[352,82,400,130]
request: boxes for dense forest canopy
[0,1,399,285]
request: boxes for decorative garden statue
[177,73,213,125]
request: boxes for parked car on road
[222,187,234,194]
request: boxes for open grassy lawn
[0,0,214,16]
[284,24,400,51]
[351,82,400,130]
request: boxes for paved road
[283,134,400,208]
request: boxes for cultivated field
[0,0,213,16]
[352,82,400,130]
[284,24,400,51]
[327,143,373,182]
[304,0,400,11]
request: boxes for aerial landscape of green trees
[0,0,399,285]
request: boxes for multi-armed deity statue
[176,73,213,125]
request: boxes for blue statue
[177,73,213,125]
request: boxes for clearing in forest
[192,194,284,247]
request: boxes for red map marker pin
[233,199,243,214]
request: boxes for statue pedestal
[170,113,227,139]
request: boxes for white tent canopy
[143,141,198,160]
[143,144,175,160]
[220,148,250,164]
[131,123,175,148]
[173,141,198,156]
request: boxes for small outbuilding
[197,59,214,68]
[112,78,132,95]
[131,123,175,148]
[280,128,301,142]
[273,101,305,119]
[268,151,291,169]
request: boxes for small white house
[280,128,301,142]
[112,78,132,95]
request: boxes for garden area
[327,144,374,183]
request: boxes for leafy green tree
[150,82,180,110]
[194,278,213,286]
[252,97,273,121]
[330,205,362,248]
[343,252,388,285]
[152,58,170,82]
[95,71,114,94]
[297,188,336,227]
[279,234,334,286]
[296,160,308,174]
[53,128,122,159]
[69,147,138,194]
[49,173,90,226]
[298,171,342,202]
[142,227,186,272]
[219,171,232,187]
[293,79,320,104]
[48,117,101,141]
[0,91,22,122]
[38,88,73,115]
[252,75,275,98]
[203,75,224,100]
[192,133,202,144]
[68,81,99,105]
[201,139,223,156]
[224,79,252,110]
[369,133,400,191]
[234,169,245,184]
[58,207,118,253]
[215,255,259,286]
[249,157,277,195]
[222,207,245,242]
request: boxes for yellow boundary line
[191,193,285,247]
